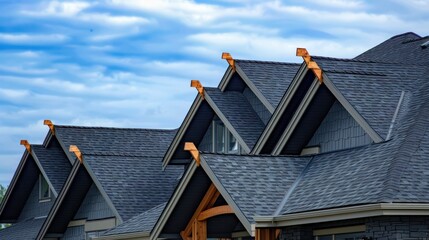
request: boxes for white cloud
[302,0,366,9]
[0,33,67,44]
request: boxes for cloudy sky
[0,0,428,187]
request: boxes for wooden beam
[43,119,55,135]
[296,48,323,83]
[181,184,219,240]
[255,228,278,240]
[69,145,83,164]
[20,140,31,152]
[222,52,235,71]
[184,142,200,166]
[197,205,233,221]
[191,80,205,99]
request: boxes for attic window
[199,118,240,154]
[39,175,50,201]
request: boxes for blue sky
[0,0,428,187]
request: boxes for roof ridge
[401,35,429,44]
[389,32,421,40]
[82,151,164,158]
[235,59,301,65]
[55,125,177,131]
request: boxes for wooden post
[256,228,278,240]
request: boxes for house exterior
[1,32,429,240]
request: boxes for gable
[18,176,54,222]
[74,183,115,221]
[306,101,373,153]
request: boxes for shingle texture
[55,126,177,157]
[236,60,301,108]
[102,202,166,236]
[205,87,265,150]
[355,32,429,64]
[0,217,45,240]
[201,154,310,223]
[55,126,183,221]
[32,143,71,194]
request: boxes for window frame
[211,119,240,154]
[39,174,51,202]
[313,225,366,240]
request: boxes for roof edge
[254,203,429,228]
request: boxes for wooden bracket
[20,140,31,152]
[222,52,235,71]
[191,80,204,99]
[184,142,200,166]
[296,48,323,83]
[44,119,55,135]
[69,145,83,164]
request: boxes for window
[212,119,240,154]
[314,225,367,240]
[39,175,50,201]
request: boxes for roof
[85,153,183,221]
[32,140,71,194]
[55,126,177,158]
[205,87,265,150]
[355,32,429,64]
[201,153,310,223]
[236,60,301,108]
[313,56,428,139]
[102,202,166,237]
[0,217,45,240]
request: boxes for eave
[254,203,429,228]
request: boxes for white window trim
[39,174,51,202]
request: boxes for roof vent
[421,40,429,49]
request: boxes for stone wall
[279,216,429,240]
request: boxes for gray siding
[242,87,271,125]
[199,123,213,152]
[61,225,84,240]
[306,101,372,153]
[18,177,54,221]
[74,184,114,220]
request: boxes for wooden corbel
[43,119,55,135]
[191,80,204,99]
[184,142,200,166]
[222,52,235,71]
[296,48,323,83]
[69,145,83,164]
[20,140,31,152]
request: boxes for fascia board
[150,161,198,240]
[31,149,58,197]
[323,75,383,143]
[254,203,429,228]
[272,79,321,155]
[36,160,81,240]
[218,66,235,91]
[204,92,251,154]
[162,95,203,169]
[251,64,308,154]
[199,156,253,236]
[0,150,30,220]
[235,64,275,113]
[82,161,123,224]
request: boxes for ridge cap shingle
[235,59,301,65]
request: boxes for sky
[0,0,428,187]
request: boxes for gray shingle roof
[102,202,166,236]
[0,217,45,240]
[313,56,428,139]
[32,143,71,194]
[55,126,177,158]
[201,153,310,223]
[236,60,301,108]
[85,154,183,221]
[205,87,265,150]
[355,32,429,64]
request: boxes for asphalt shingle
[0,217,45,240]
[205,87,265,150]
[236,60,301,108]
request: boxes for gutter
[254,203,429,228]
